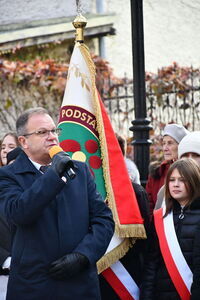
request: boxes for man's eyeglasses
[23,128,62,138]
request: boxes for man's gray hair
[16,107,49,136]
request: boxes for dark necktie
[39,165,49,174]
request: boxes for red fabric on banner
[154,209,191,300]
[99,96,143,224]
[102,268,134,300]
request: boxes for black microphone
[49,145,76,180]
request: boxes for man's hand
[50,152,73,177]
[48,252,89,280]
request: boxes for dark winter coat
[140,198,200,300]
[99,183,150,299]
[0,151,114,300]
[0,214,11,274]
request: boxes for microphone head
[49,145,63,159]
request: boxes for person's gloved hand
[48,252,89,280]
[51,152,74,177]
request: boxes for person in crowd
[146,123,189,215]
[140,158,200,300]
[0,132,19,166]
[0,107,114,300]
[0,132,19,300]
[99,134,150,300]
[116,134,140,184]
[178,131,200,165]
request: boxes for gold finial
[72,14,87,43]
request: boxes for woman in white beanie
[146,124,189,216]
[178,131,200,165]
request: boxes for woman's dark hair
[164,158,200,216]
[115,133,126,156]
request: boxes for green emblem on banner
[59,121,106,199]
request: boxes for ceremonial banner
[58,42,146,272]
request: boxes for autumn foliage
[146,62,200,106]
[0,55,123,132]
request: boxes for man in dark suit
[0,107,114,300]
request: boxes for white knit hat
[178,131,200,158]
[163,124,189,144]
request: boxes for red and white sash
[154,208,193,300]
[102,261,139,300]
[102,234,139,299]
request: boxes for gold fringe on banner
[97,238,136,274]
